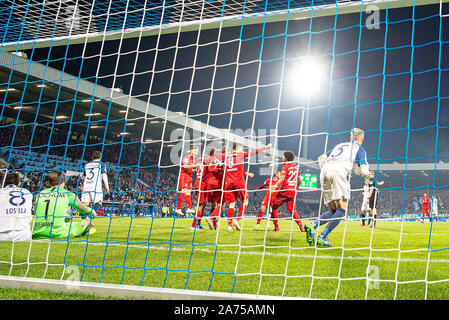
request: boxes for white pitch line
[32,239,449,264]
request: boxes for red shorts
[422,206,430,216]
[196,183,208,204]
[261,192,277,207]
[179,174,192,190]
[271,191,296,212]
[206,182,223,203]
[223,181,247,203]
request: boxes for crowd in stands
[1,120,446,219]
[348,187,447,217]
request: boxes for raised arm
[256,181,268,190]
[244,143,272,157]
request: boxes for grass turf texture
[1,216,448,300]
[0,287,134,300]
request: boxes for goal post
[0,0,449,301]
[2,0,449,52]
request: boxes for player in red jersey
[191,156,209,230]
[211,142,271,232]
[175,146,198,216]
[421,193,431,223]
[255,171,281,228]
[202,147,225,230]
[270,151,305,232]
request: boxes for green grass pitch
[1,216,449,300]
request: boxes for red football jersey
[257,178,280,199]
[222,147,266,184]
[204,154,224,185]
[422,197,430,208]
[194,160,208,189]
[279,162,300,194]
[181,154,195,176]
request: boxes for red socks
[176,193,185,210]
[185,194,192,209]
[293,211,303,228]
[236,204,246,222]
[257,209,264,224]
[271,209,279,229]
[227,207,235,226]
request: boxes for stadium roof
[0,50,303,167]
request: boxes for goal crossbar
[2,0,448,52]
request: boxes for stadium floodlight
[287,58,323,97]
[0,87,16,92]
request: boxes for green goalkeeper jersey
[33,187,77,237]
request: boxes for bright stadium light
[287,58,323,97]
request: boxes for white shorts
[81,191,103,204]
[320,169,350,205]
[361,200,370,212]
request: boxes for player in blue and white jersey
[81,151,109,214]
[432,195,439,223]
[0,172,33,241]
[306,128,370,247]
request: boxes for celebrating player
[255,171,281,228]
[270,151,304,232]
[211,142,271,232]
[33,170,96,240]
[360,179,370,226]
[305,128,370,247]
[191,155,208,230]
[204,147,225,230]
[175,146,198,216]
[81,151,109,215]
[0,172,33,241]
[421,193,431,223]
[366,171,384,229]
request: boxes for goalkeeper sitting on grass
[32,170,97,240]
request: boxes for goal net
[0,0,449,300]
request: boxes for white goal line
[0,275,306,300]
